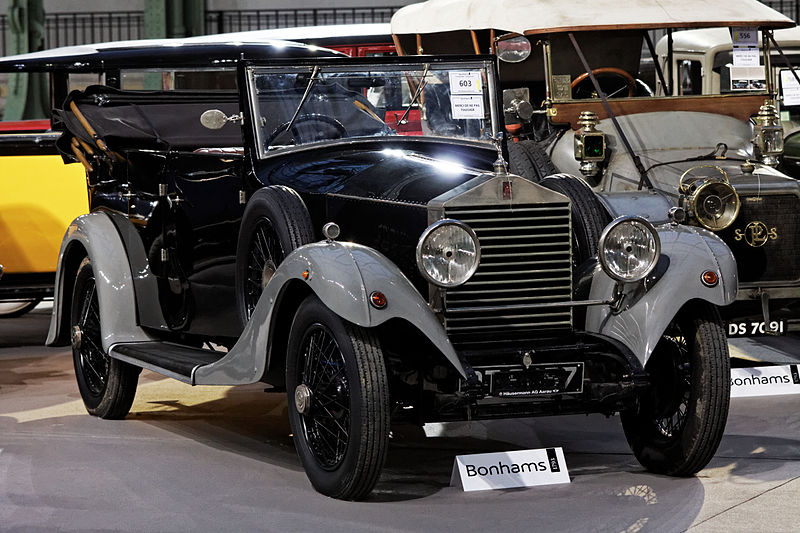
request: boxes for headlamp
[416,219,480,287]
[598,216,660,283]
[678,165,740,231]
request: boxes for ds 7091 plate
[727,320,786,337]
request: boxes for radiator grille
[719,194,800,285]
[443,202,573,345]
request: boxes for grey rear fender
[193,240,464,385]
[46,212,155,349]
[585,223,736,366]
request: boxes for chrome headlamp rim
[415,218,481,288]
[598,215,661,283]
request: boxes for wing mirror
[200,109,242,129]
[496,35,532,63]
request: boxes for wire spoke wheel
[244,218,284,321]
[75,271,109,397]
[651,330,692,440]
[286,294,389,500]
[621,301,730,477]
[71,258,139,419]
[298,324,351,469]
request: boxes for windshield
[247,61,497,157]
[546,28,775,101]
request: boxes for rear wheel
[286,294,390,500]
[71,258,139,419]
[621,301,730,476]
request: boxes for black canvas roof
[0,40,342,73]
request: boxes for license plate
[727,319,786,337]
[484,362,584,397]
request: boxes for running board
[109,341,226,384]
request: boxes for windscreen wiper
[396,63,430,126]
[283,65,321,137]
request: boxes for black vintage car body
[47,49,736,500]
[0,37,343,317]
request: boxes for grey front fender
[46,212,155,349]
[585,224,737,366]
[193,241,462,385]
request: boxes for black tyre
[71,258,139,419]
[507,139,558,182]
[0,298,42,318]
[540,173,610,264]
[286,294,390,500]
[235,186,314,325]
[621,301,730,476]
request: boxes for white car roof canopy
[391,0,795,36]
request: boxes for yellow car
[0,120,88,316]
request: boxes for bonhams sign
[451,447,570,491]
[730,365,800,398]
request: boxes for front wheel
[621,301,730,476]
[286,294,390,500]
[71,257,140,419]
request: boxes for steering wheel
[571,67,637,99]
[266,114,348,146]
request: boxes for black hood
[254,140,496,205]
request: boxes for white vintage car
[392,0,800,340]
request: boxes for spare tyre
[540,173,610,265]
[507,139,558,182]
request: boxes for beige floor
[2,307,800,532]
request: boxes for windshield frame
[241,55,501,160]
[545,26,776,105]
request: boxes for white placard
[733,48,760,67]
[781,69,800,106]
[730,365,800,398]
[449,71,483,94]
[450,447,570,492]
[451,94,484,119]
[732,27,759,48]
[729,66,765,90]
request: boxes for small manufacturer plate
[485,362,584,397]
[727,319,786,337]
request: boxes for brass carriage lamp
[573,110,607,177]
[753,101,784,167]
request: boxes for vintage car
[0,34,348,317]
[392,0,800,339]
[651,26,800,178]
[46,48,736,500]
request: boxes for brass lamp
[753,101,784,167]
[573,111,607,177]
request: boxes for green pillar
[183,0,205,38]
[5,0,48,121]
[144,0,205,39]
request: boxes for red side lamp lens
[370,291,387,309]
[701,270,718,287]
